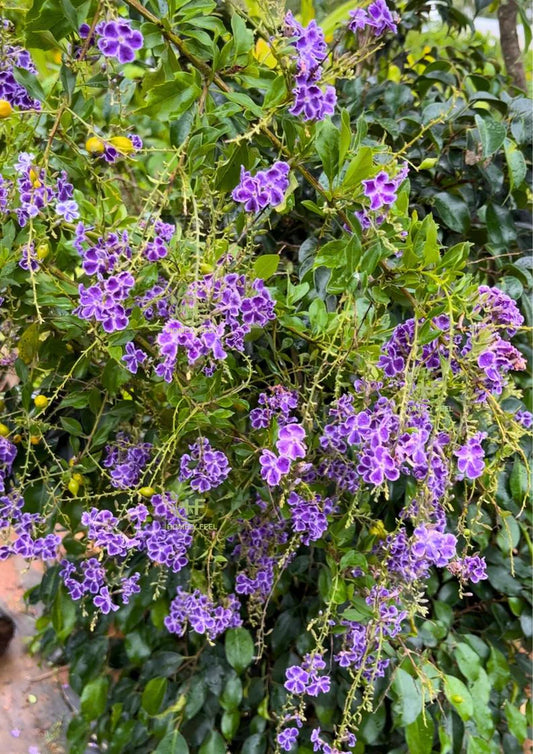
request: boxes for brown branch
[498,0,527,91]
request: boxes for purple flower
[284,665,309,694]
[516,409,533,429]
[362,171,399,210]
[122,342,147,374]
[289,79,336,121]
[56,199,79,222]
[412,526,457,567]
[454,432,486,480]
[259,449,291,486]
[93,586,119,614]
[277,727,300,751]
[276,423,307,460]
[97,20,144,64]
[366,0,398,35]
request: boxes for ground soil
[0,555,70,754]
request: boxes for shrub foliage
[0,1,531,753]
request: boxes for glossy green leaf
[225,628,255,674]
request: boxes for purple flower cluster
[0,436,17,492]
[448,554,488,584]
[156,273,276,379]
[0,45,41,110]
[320,392,448,494]
[476,285,524,337]
[0,153,79,230]
[454,432,486,480]
[232,162,290,212]
[259,422,307,486]
[366,585,407,638]
[78,495,193,590]
[287,491,334,544]
[348,0,398,36]
[233,512,288,598]
[74,228,135,333]
[103,434,152,489]
[284,653,331,696]
[60,558,139,614]
[0,494,61,562]
[334,621,389,680]
[80,19,143,64]
[473,334,526,397]
[249,385,299,429]
[179,438,230,492]
[284,12,336,121]
[164,587,242,640]
[311,728,356,754]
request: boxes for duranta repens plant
[0,1,531,753]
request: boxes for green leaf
[225,627,255,674]
[392,669,423,725]
[60,417,83,436]
[142,677,168,715]
[504,139,527,192]
[405,713,435,754]
[342,146,374,189]
[486,203,517,250]
[509,460,529,504]
[80,677,109,719]
[455,642,481,681]
[154,730,189,754]
[139,74,201,119]
[52,587,77,642]
[475,114,506,157]
[308,298,328,332]
[220,675,243,711]
[315,118,340,185]
[433,193,470,233]
[221,709,240,741]
[199,731,226,754]
[444,675,473,721]
[253,255,279,279]
[504,701,527,744]
[467,738,493,754]
[487,646,511,691]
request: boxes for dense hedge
[0,1,530,753]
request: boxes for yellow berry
[72,473,84,484]
[30,435,41,445]
[85,136,106,155]
[67,478,80,496]
[369,520,387,539]
[0,100,13,118]
[13,434,22,444]
[36,243,49,260]
[0,423,9,437]
[69,457,77,467]
[139,486,156,498]
[29,168,41,188]
[34,395,49,410]
[108,136,135,155]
